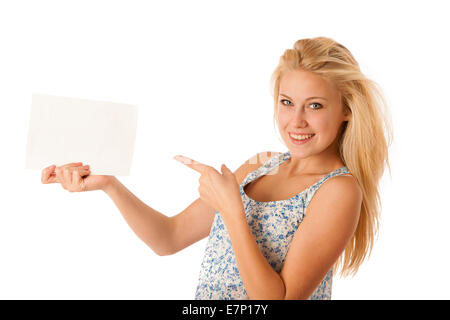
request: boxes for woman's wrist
[102,176,119,194]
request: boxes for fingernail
[175,156,190,164]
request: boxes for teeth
[290,133,314,140]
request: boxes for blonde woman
[41,37,392,300]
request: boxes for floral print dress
[194,150,351,300]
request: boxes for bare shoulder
[307,173,363,223]
[233,151,282,185]
[330,174,362,204]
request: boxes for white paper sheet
[25,93,138,176]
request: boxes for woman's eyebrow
[280,93,328,101]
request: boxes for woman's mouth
[289,133,315,145]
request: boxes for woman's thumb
[221,164,231,174]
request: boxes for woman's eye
[280,99,292,106]
[280,100,322,110]
[309,102,322,110]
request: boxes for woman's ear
[343,106,351,122]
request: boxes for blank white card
[25,93,138,176]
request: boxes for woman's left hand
[174,155,244,222]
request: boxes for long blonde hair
[270,37,393,277]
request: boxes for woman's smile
[289,132,315,145]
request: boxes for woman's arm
[222,175,362,300]
[102,152,259,256]
[103,177,178,256]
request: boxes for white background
[1,0,449,299]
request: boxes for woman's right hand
[41,162,113,192]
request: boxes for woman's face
[277,68,349,160]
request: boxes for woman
[41,37,393,300]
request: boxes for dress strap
[303,166,352,209]
[241,151,289,187]
[313,166,351,187]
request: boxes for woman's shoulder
[305,172,363,223]
[317,173,363,208]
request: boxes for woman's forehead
[279,69,340,100]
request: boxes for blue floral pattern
[194,150,351,300]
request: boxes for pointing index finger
[174,155,206,173]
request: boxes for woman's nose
[292,108,308,126]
